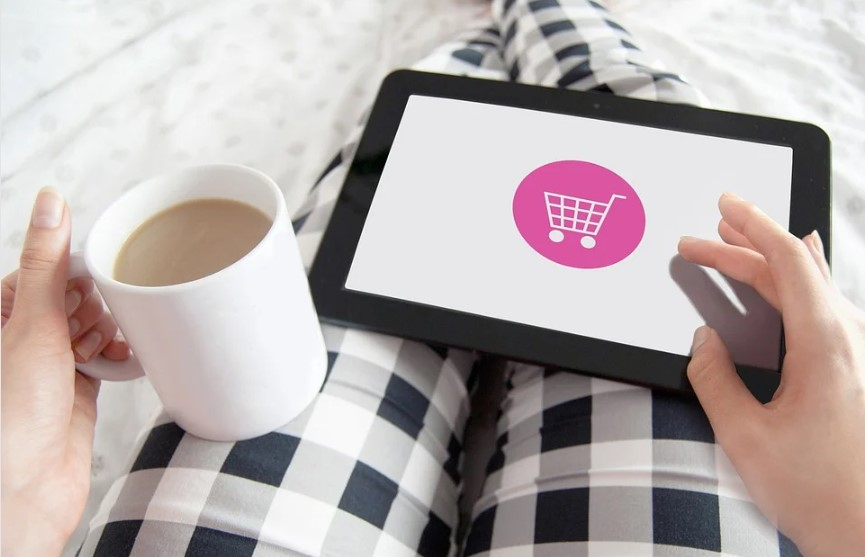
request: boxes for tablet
[309,70,830,402]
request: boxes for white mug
[71,164,327,441]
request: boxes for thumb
[687,326,763,445]
[14,187,71,322]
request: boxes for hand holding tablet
[679,193,865,555]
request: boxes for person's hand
[1,187,129,556]
[678,193,865,556]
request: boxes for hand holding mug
[3,168,328,555]
[1,188,127,557]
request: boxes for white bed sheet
[0,1,862,554]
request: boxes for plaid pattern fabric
[464,367,801,556]
[80,326,477,557]
[495,0,707,105]
[80,0,800,555]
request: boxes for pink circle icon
[513,160,645,269]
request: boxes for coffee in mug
[114,198,272,287]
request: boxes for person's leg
[496,0,706,104]
[463,1,798,555]
[464,368,800,555]
[81,333,475,557]
[78,27,506,557]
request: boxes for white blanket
[1,1,862,553]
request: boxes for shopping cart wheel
[549,230,564,243]
[580,236,596,249]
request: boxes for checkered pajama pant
[79,1,801,555]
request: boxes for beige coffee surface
[114,198,272,287]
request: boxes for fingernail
[31,187,65,229]
[679,235,699,245]
[113,336,131,358]
[75,330,102,360]
[810,230,824,254]
[691,326,711,353]
[68,317,81,337]
[65,289,82,315]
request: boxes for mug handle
[68,252,146,381]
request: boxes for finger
[678,236,781,309]
[101,336,130,361]
[687,326,764,449]
[72,313,118,363]
[810,229,826,257]
[1,270,18,326]
[65,277,95,316]
[803,231,831,281]
[14,187,71,322]
[718,193,830,333]
[718,219,756,251]
[67,288,107,341]
[2,272,91,326]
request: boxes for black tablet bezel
[308,70,831,403]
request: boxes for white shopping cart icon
[544,191,627,249]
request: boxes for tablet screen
[345,95,792,370]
